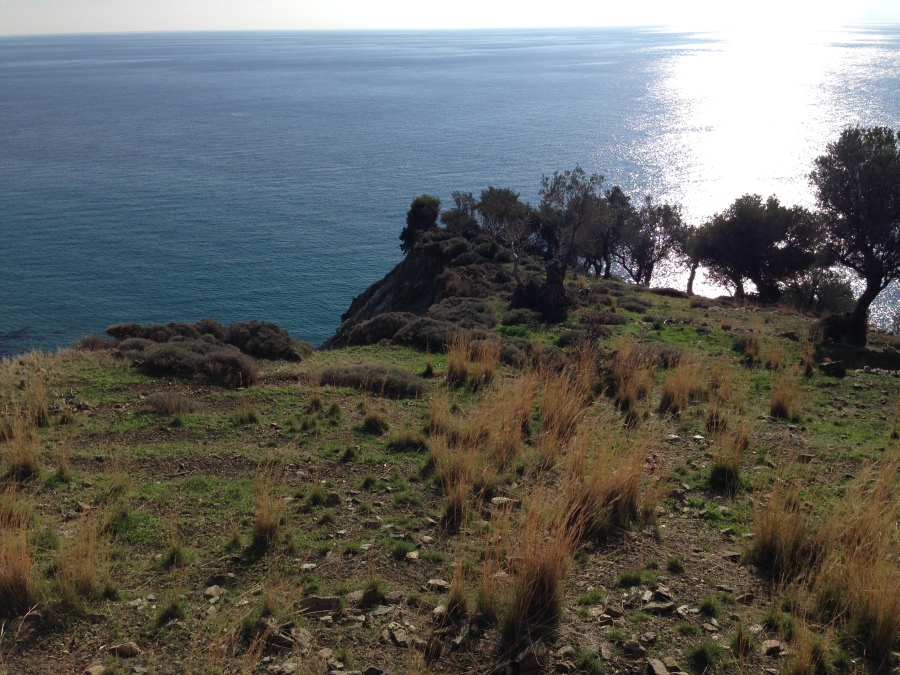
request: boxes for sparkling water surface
[1,27,899,356]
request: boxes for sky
[1,0,899,36]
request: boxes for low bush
[320,364,428,399]
[502,308,541,326]
[202,351,259,388]
[225,320,301,361]
[650,287,688,299]
[427,297,496,329]
[580,309,628,327]
[346,312,414,346]
[73,334,116,351]
[619,296,651,313]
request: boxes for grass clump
[501,499,574,647]
[770,365,803,421]
[709,420,747,495]
[0,506,37,618]
[252,462,285,550]
[445,333,471,386]
[685,639,724,673]
[2,413,41,481]
[359,400,389,434]
[658,354,703,415]
[57,517,103,605]
[321,364,428,398]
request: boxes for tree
[476,187,533,286]
[696,194,819,302]
[810,126,900,345]
[615,196,685,286]
[440,191,478,235]
[400,194,441,254]
[521,166,605,321]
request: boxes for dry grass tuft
[252,461,286,549]
[562,416,649,540]
[2,411,42,481]
[446,334,471,386]
[612,339,656,417]
[0,509,37,618]
[770,366,803,421]
[469,339,501,390]
[540,368,588,443]
[502,496,575,646]
[57,517,104,605]
[0,488,34,530]
[709,420,748,495]
[488,373,536,467]
[750,480,818,580]
[658,354,704,415]
[764,339,785,371]
[801,339,815,377]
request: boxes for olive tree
[696,194,819,302]
[811,126,900,345]
[615,196,685,286]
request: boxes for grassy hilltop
[1,263,900,674]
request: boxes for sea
[1,26,899,357]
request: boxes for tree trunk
[512,252,523,287]
[686,260,699,295]
[849,277,883,344]
[734,278,745,300]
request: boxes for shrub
[320,364,428,399]
[393,317,468,351]
[202,351,259,388]
[225,320,301,361]
[502,308,542,326]
[580,309,628,327]
[650,287,689,299]
[73,334,116,351]
[619,296,650,313]
[428,297,497,329]
[346,312,414,346]
[193,317,227,340]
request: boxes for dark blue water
[2,28,899,356]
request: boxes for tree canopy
[811,125,900,344]
[400,194,441,254]
[615,196,685,287]
[695,194,819,302]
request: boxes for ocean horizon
[2,26,899,357]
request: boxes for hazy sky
[1,0,899,36]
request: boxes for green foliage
[696,194,820,301]
[400,194,441,253]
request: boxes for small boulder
[647,658,670,675]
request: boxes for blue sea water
[1,27,899,357]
